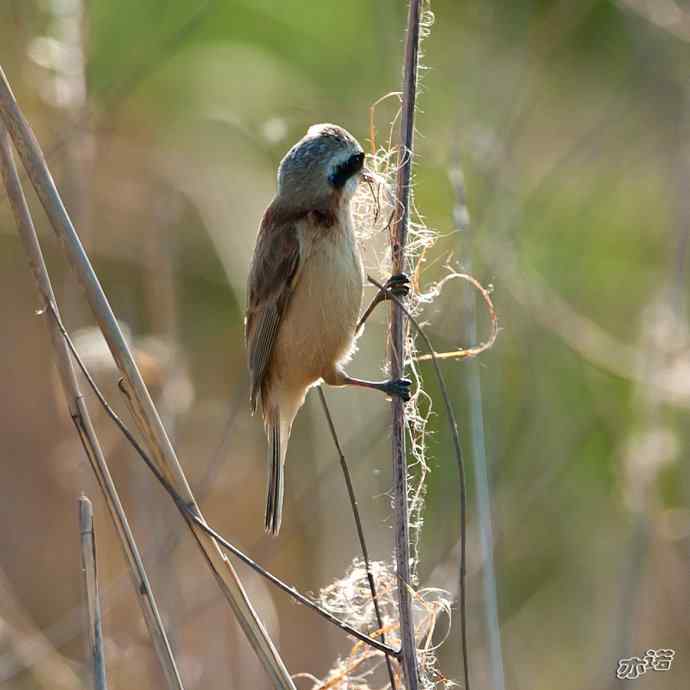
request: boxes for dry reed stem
[367,275,473,690]
[388,1,423,688]
[43,312,400,659]
[353,4,483,687]
[78,496,108,690]
[0,120,184,690]
[450,131,503,690]
[0,66,294,690]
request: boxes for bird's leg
[356,273,411,333]
[324,368,412,402]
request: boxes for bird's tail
[265,407,288,535]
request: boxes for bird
[245,123,411,535]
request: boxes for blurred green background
[1,1,689,688]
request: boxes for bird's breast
[273,221,364,386]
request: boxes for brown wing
[245,211,303,414]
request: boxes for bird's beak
[360,168,376,184]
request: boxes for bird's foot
[384,273,411,300]
[381,377,412,402]
[356,273,412,333]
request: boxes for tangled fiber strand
[343,122,497,689]
[303,560,454,690]
[353,88,438,582]
[317,4,496,687]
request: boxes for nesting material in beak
[361,168,376,184]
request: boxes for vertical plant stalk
[78,495,109,690]
[389,2,422,689]
[0,67,295,690]
[451,158,501,690]
[0,122,184,690]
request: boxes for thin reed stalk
[78,495,108,690]
[369,276,472,689]
[451,142,501,690]
[0,121,184,690]
[0,66,294,690]
[389,1,423,688]
[317,387,398,689]
[51,310,401,659]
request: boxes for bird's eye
[329,152,365,188]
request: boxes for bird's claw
[382,377,412,402]
[356,273,412,333]
[385,273,411,299]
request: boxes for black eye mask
[328,152,364,188]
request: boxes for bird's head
[277,123,368,210]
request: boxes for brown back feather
[245,194,344,414]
